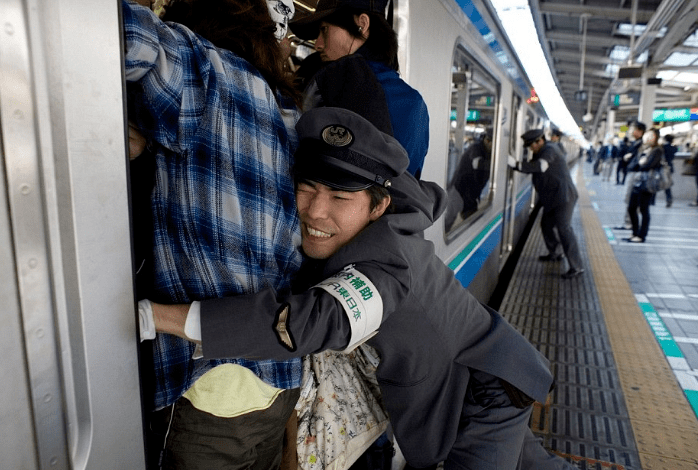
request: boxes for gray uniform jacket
[201,174,554,466]
[519,142,578,211]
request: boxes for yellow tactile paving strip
[577,168,698,469]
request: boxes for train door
[501,94,522,257]
[0,1,145,468]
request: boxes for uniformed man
[550,128,565,156]
[142,108,575,469]
[509,129,584,279]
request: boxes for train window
[510,95,521,155]
[523,110,535,158]
[444,46,499,234]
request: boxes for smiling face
[296,180,389,259]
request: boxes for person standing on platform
[123,0,305,467]
[616,136,630,184]
[615,121,647,230]
[509,129,584,280]
[550,128,566,156]
[143,106,576,470]
[661,134,677,207]
[690,147,698,207]
[290,0,430,179]
[624,128,664,243]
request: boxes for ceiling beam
[538,3,655,22]
[650,0,698,64]
[546,31,631,47]
[553,51,618,65]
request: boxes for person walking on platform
[624,128,664,243]
[509,129,584,279]
[143,106,576,470]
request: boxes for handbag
[634,158,672,194]
[646,159,673,193]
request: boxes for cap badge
[322,125,353,147]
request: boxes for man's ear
[356,13,370,37]
[369,195,391,221]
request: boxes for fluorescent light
[491,0,584,141]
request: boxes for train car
[382,0,578,302]
[0,0,579,468]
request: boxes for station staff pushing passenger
[509,129,584,279]
[143,107,575,470]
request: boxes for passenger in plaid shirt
[123,0,303,467]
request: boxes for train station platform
[498,159,698,470]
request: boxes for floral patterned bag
[296,345,389,470]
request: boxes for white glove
[138,299,156,342]
[507,156,518,169]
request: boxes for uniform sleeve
[518,158,548,174]
[201,244,411,360]
[201,286,353,360]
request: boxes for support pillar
[638,70,657,126]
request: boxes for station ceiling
[293,0,698,137]
[532,0,698,137]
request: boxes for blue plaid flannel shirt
[123,1,303,410]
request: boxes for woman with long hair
[625,127,664,243]
[290,0,430,178]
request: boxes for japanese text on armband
[314,265,383,353]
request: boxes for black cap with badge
[521,128,545,147]
[294,107,408,191]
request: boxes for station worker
[143,107,574,470]
[509,129,584,279]
[550,128,566,156]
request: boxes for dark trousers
[540,201,583,271]
[628,190,652,240]
[151,388,300,470]
[442,370,531,470]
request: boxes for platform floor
[498,160,698,470]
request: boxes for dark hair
[633,121,647,132]
[323,7,399,71]
[664,134,674,143]
[365,184,392,212]
[163,0,302,108]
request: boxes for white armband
[314,265,383,353]
[539,160,549,172]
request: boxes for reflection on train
[1,0,582,468]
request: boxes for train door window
[523,110,535,159]
[510,95,521,155]
[445,45,499,235]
